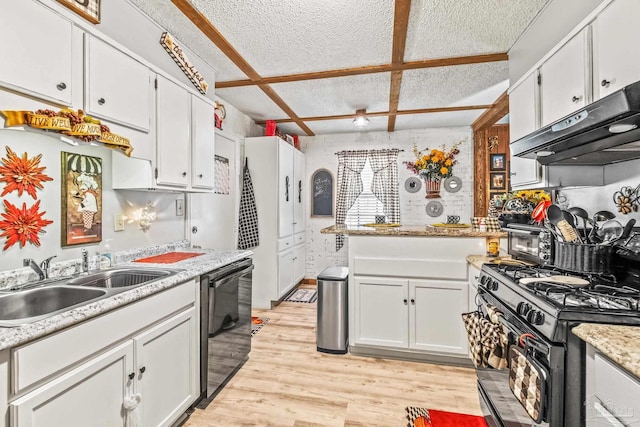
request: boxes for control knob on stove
[486,278,499,291]
[527,310,545,325]
[517,302,531,316]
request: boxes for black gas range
[476,251,640,427]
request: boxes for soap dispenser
[99,239,113,269]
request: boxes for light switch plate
[176,199,184,216]
[114,213,125,231]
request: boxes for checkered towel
[238,159,259,249]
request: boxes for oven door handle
[506,228,541,236]
[212,264,254,288]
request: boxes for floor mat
[283,288,317,303]
[251,316,269,337]
[406,407,487,427]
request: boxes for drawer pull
[128,372,135,380]
[572,95,581,103]
[98,97,106,105]
[403,298,408,305]
[139,366,146,374]
[56,82,67,91]
[182,172,187,177]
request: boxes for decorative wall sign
[56,0,100,24]
[61,152,102,246]
[311,169,334,217]
[214,155,230,195]
[0,146,53,199]
[404,176,422,193]
[160,32,208,95]
[444,176,462,193]
[613,184,640,214]
[490,153,506,171]
[0,200,53,250]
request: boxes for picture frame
[56,0,101,24]
[490,192,504,208]
[490,172,506,191]
[61,152,103,246]
[311,169,334,217]
[490,153,506,171]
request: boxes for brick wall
[300,127,475,279]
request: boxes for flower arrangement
[499,190,551,205]
[403,141,463,181]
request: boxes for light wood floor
[186,284,481,426]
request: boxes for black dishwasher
[197,258,253,405]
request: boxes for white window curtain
[335,150,368,251]
[368,149,400,224]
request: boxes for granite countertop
[320,224,506,238]
[0,242,252,351]
[573,324,640,379]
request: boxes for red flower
[0,146,53,199]
[0,200,53,250]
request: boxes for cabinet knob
[98,98,106,105]
[510,172,517,176]
[572,95,581,103]
[182,172,187,177]
[601,79,611,88]
[128,372,135,380]
[403,298,408,305]
[56,82,67,91]
[198,174,203,178]
[410,298,415,305]
[139,366,146,374]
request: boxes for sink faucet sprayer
[23,255,57,280]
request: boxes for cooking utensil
[532,200,552,223]
[589,210,616,242]
[519,275,590,287]
[597,219,624,245]
[619,218,636,243]
[547,205,579,242]
[563,210,583,243]
[568,207,591,243]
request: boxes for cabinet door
[278,139,295,238]
[292,244,305,284]
[85,35,151,131]
[509,72,538,142]
[191,95,215,189]
[539,28,589,127]
[10,342,133,427]
[409,280,468,355]
[353,277,408,348]
[134,308,198,427]
[0,1,73,105]
[156,75,190,187]
[277,250,295,298]
[293,149,305,234]
[593,0,640,99]
[467,264,481,312]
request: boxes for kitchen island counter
[0,241,252,351]
[573,323,640,379]
[321,224,506,238]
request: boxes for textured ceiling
[129,0,550,135]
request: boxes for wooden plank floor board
[186,285,481,426]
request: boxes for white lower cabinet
[6,280,198,427]
[293,243,305,285]
[277,250,295,300]
[10,342,132,427]
[353,277,468,355]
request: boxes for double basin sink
[0,267,181,328]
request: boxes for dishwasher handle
[211,264,254,288]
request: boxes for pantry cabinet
[0,1,74,106]
[245,136,306,308]
[190,95,216,190]
[84,34,152,132]
[592,0,640,99]
[4,280,199,427]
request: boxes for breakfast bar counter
[320,224,506,238]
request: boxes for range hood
[511,80,640,166]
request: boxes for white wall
[301,127,474,278]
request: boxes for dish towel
[238,158,259,249]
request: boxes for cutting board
[135,252,204,264]
[519,275,589,287]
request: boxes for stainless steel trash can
[316,266,349,354]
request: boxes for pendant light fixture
[353,109,370,127]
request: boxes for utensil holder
[554,241,613,274]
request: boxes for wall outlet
[114,213,125,231]
[176,199,184,216]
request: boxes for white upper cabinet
[593,0,640,99]
[539,27,590,127]
[190,95,216,189]
[156,75,191,187]
[0,1,73,105]
[278,139,295,239]
[85,35,152,132]
[509,72,539,142]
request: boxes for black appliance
[511,79,640,166]
[505,223,555,266]
[476,250,640,426]
[197,258,253,406]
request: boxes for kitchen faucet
[23,255,57,280]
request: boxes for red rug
[406,407,487,427]
[134,252,203,264]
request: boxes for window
[345,159,384,226]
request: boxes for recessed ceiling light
[353,109,370,127]
[609,123,638,134]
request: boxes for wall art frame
[61,152,103,246]
[489,172,506,191]
[56,0,101,24]
[490,153,506,171]
[311,168,334,217]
